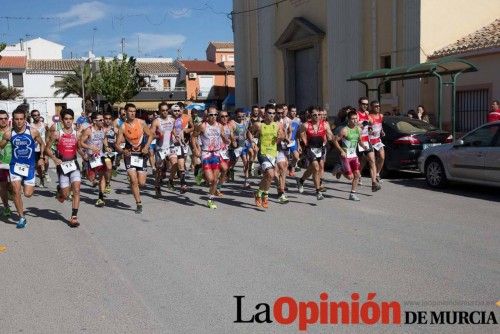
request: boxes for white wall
[0,73,9,87]
[148,75,177,91]
[1,38,63,60]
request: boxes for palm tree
[52,62,96,111]
[0,82,22,100]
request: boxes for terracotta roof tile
[431,19,500,58]
[27,59,84,72]
[136,62,178,74]
[209,41,234,49]
[0,56,27,69]
[178,60,232,73]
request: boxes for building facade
[233,0,500,129]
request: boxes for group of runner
[0,96,384,228]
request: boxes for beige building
[233,0,500,126]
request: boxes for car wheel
[425,158,447,188]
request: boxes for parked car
[381,116,452,175]
[419,121,500,188]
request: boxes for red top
[369,113,383,144]
[487,111,500,123]
[357,111,371,143]
[305,120,326,147]
[57,129,78,161]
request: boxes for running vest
[200,122,222,152]
[290,118,301,140]
[342,126,361,158]
[0,131,12,168]
[305,120,327,148]
[105,126,116,150]
[234,121,248,147]
[220,122,232,150]
[10,126,36,178]
[123,119,144,149]
[156,117,175,150]
[32,122,46,152]
[172,117,184,144]
[85,126,105,156]
[369,114,383,145]
[357,111,371,144]
[57,129,78,161]
[259,122,279,157]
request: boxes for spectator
[487,99,500,123]
[406,109,416,119]
[416,105,430,123]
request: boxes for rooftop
[27,59,84,72]
[431,19,500,58]
[0,56,27,69]
[208,41,234,50]
[178,60,232,73]
[136,62,178,74]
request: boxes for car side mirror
[453,139,464,147]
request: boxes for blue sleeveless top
[10,126,36,179]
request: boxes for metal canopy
[347,57,478,138]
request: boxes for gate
[456,89,489,132]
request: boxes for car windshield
[393,119,438,134]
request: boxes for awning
[185,103,206,111]
[222,93,235,107]
[347,56,477,82]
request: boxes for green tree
[0,43,6,53]
[52,62,96,111]
[0,82,22,100]
[92,55,140,105]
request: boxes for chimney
[19,38,24,51]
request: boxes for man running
[247,104,285,209]
[192,105,228,209]
[368,101,385,182]
[0,107,45,228]
[45,108,82,227]
[0,110,12,217]
[248,105,261,176]
[113,108,127,170]
[103,111,118,192]
[287,105,302,177]
[229,108,251,188]
[150,102,176,197]
[30,109,50,187]
[297,106,334,200]
[275,104,292,203]
[79,112,110,207]
[357,97,381,192]
[168,104,189,193]
[217,109,234,195]
[116,103,154,214]
[332,110,362,201]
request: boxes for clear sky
[0,0,234,60]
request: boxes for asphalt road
[0,166,498,334]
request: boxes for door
[198,76,214,99]
[482,124,500,183]
[294,47,317,112]
[448,124,497,180]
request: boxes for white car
[418,121,500,188]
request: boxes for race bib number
[130,155,144,168]
[234,147,243,157]
[220,149,229,160]
[14,163,30,177]
[311,147,323,158]
[90,156,103,169]
[183,145,191,156]
[105,151,118,158]
[266,155,276,166]
[158,148,169,160]
[252,138,259,145]
[172,146,182,156]
[357,143,366,152]
[287,140,296,148]
[61,160,77,174]
[346,147,357,158]
[372,142,385,151]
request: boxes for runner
[287,105,302,177]
[217,109,235,195]
[332,110,363,201]
[368,101,385,182]
[192,105,229,209]
[356,97,381,192]
[168,104,189,193]
[297,106,334,200]
[103,111,118,193]
[45,108,82,227]
[0,107,45,228]
[79,112,110,207]
[275,104,292,203]
[30,109,50,188]
[247,105,261,177]
[115,103,154,214]
[247,104,285,209]
[113,107,127,171]
[149,102,176,197]
[0,110,12,217]
[229,108,251,188]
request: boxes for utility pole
[137,35,141,56]
[121,38,125,54]
[91,27,97,53]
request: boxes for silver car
[418,121,500,188]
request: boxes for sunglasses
[311,114,319,117]
[104,117,112,120]
[95,119,104,122]
[361,103,369,106]
[208,113,218,117]
[32,114,40,117]
[373,105,380,108]
[220,115,229,118]
[0,118,8,120]
[267,112,275,115]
